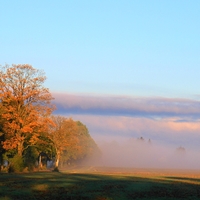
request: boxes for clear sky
[1,0,200,97]
[1,1,200,165]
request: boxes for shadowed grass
[1,167,200,200]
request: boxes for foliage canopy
[0,64,100,172]
[0,64,55,157]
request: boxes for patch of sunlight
[32,184,48,191]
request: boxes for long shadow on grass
[1,172,200,200]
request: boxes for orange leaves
[3,139,18,150]
[49,116,79,155]
[0,64,55,155]
[3,134,25,150]
[48,115,99,165]
[21,126,33,133]
[29,133,40,145]
[1,113,12,121]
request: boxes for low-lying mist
[91,137,200,170]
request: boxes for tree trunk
[17,142,23,157]
[38,155,42,168]
[55,152,60,168]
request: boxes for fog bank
[94,138,200,170]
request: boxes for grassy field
[1,167,200,200]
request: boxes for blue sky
[1,1,200,162]
[1,0,200,97]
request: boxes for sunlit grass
[32,184,49,191]
[1,167,200,199]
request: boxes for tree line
[0,64,100,172]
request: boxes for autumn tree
[0,64,55,159]
[48,115,79,168]
[48,115,101,169]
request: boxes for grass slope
[1,167,200,200]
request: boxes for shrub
[8,154,24,173]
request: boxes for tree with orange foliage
[48,116,101,169]
[0,64,55,158]
[48,116,80,168]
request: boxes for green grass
[0,167,200,200]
